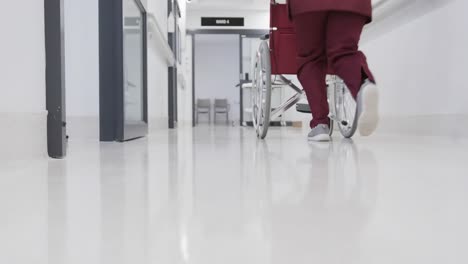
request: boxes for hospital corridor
[1,0,468,264]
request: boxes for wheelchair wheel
[334,78,358,138]
[252,41,272,139]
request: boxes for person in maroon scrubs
[288,0,380,141]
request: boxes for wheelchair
[252,2,359,139]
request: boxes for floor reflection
[271,139,379,264]
[48,159,67,264]
[5,126,468,264]
[0,160,48,264]
[100,140,150,264]
[173,134,379,264]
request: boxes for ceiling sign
[201,17,245,27]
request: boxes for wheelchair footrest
[243,121,297,127]
[296,103,311,114]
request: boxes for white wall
[362,0,468,117]
[178,34,194,125]
[148,0,165,27]
[176,0,193,125]
[0,0,47,159]
[64,0,181,134]
[178,0,188,48]
[65,0,100,118]
[186,8,304,124]
[147,33,169,130]
[63,0,156,119]
[64,0,101,140]
[0,1,45,114]
[195,34,240,122]
[188,0,468,127]
[147,0,170,130]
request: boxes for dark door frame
[99,0,149,142]
[168,0,181,129]
[44,0,67,159]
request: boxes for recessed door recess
[99,0,148,142]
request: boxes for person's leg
[292,12,329,128]
[326,12,375,99]
[326,12,379,136]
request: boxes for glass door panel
[121,0,148,140]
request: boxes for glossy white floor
[1,124,468,264]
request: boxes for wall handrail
[147,13,176,66]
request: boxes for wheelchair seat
[296,103,311,114]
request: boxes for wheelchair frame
[251,1,358,139]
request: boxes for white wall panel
[0,0,47,159]
[0,0,45,113]
[147,0,171,130]
[362,0,468,116]
[65,0,100,117]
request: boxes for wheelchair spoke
[332,76,358,138]
[251,41,272,139]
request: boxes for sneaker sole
[308,134,331,142]
[358,83,379,136]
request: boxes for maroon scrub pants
[292,11,375,128]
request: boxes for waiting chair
[214,99,230,124]
[196,99,211,124]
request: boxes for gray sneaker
[357,79,379,136]
[308,124,331,142]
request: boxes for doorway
[190,30,267,127]
[64,0,100,142]
[44,0,150,159]
[194,34,240,126]
[99,0,149,141]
